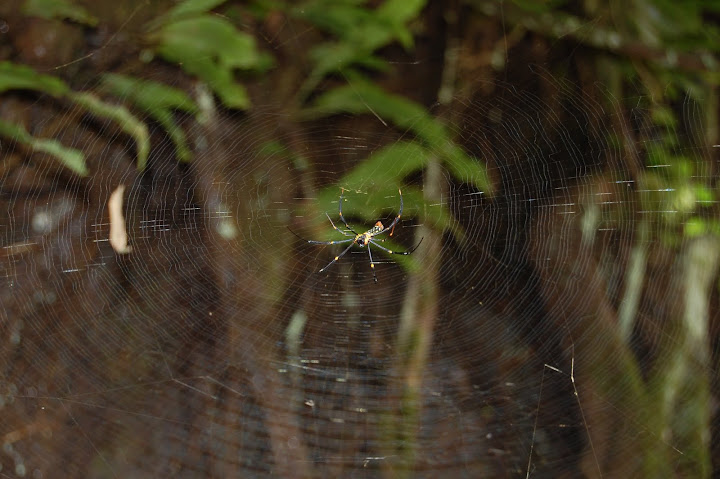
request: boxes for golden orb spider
[290,188,423,283]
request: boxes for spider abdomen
[357,221,384,246]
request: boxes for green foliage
[0,61,69,97]
[4,0,487,260]
[69,92,150,171]
[306,77,491,193]
[0,119,87,176]
[306,186,432,272]
[294,0,427,97]
[288,0,487,250]
[100,74,197,162]
[638,100,716,241]
[0,62,149,174]
[337,142,430,191]
[683,217,720,238]
[629,0,720,51]
[160,0,229,22]
[22,0,98,26]
[259,140,310,171]
[148,0,271,110]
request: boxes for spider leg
[287,226,354,245]
[378,188,403,235]
[366,245,378,283]
[325,213,354,237]
[368,236,423,255]
[319,241,357,273]
[338,189,360,235]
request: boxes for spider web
[1,7,719,479]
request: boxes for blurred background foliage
[1,0,715,239]
[1,0,720,477]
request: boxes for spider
[290,188,423,283]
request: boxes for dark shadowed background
[1,0,719,477]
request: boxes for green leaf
[305,77,447,148]
[339,141,430,192]
[651,104,677,127]
[314,185,464,244]
[670,156,694,179]
[69,92,150,170]
[0,61,69,97]
[685,217,706,237]
[202,63,251,109]
[306,79,492,192]
[164,0,229,22]
[441,145,491,192]
[293,3,374,39]
[299,181,464,274]
[153,15,264,109]
[295,0,425,96]
[708,219,720,236]
[0,119,87,176]
[646,144,672,168]
[306,43,366,87]
[23,0,98,26]
[157,16,261,70]
[100,74,196,162]
[307,79,426,126]
[377,0,427,49]
[100,74,197,113]
[0,63,153,170]
[694,185,714,203]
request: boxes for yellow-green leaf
[0,119,87,176]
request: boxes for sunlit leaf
[0,61,69,97]
[0,119,87,176]
[23,0,98,26]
